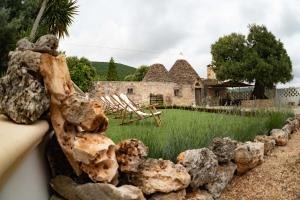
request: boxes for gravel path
[220,130,300,200]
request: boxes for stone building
[93,57,224,106]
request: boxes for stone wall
[241,99,274,108]
[207,65,216,79]
[94,81,198,106]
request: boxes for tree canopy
[42,0,78,38]
[211,24,292,99]
[124,65,149,81]
[0,0,40,73]
[67,56,96,92]
[0,0,78,73]
[106,57,119,81]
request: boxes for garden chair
[111,94,132,111]
[99,96,115,113]
[96,96,119,115]
[115,93,162,127]
[103,95,124,117]
[93,96,110,112]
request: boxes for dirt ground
[220,130,300,200]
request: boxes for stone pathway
[220,130,300,200]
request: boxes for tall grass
[107,109,292,161]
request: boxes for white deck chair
[101,96,123,115]
[116,93,162,126]
[111,94,133,112]
[99,96,115,112]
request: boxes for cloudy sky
[60,0,300,86]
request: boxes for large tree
[0,0,40,73]
[211,24,292,99]
[0,0,78,73]
[67,56,96,92]
[106,57,119,81]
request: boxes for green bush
[66,56,96,92]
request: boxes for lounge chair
[111,94,132,111]
[103,95,124,117]
[115,93,162,127]
[94,96,112,113]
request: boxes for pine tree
[106,57,118,81]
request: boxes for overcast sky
[60,0,300,86]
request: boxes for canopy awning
[208,80,253,88]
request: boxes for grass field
[107,109,292,161]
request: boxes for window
[174,89,180,97]
[127,88,133,94]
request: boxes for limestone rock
[0,49,50,124]
[254,135,276,155]
[282,124,293,135]
[209,137,237,163]
[295,114,300,121]
[40,52,115,183]
[271,129,289,146]
[61,94,108,132]
[73,133,119,183]
[40,53,74,103]
[206,162,236,198]
[234,142,264,174]
[73,134,114,164]
[16,38,34,51]
[116,139,148,173]
[129,158,190,195]
[51,175,145,200]
[177,148,218,188]
[285,118,299,133]
[46,135,91,183]
[34,34,59,55]
[291,119,299,131]
[185,190,214,200]
[149,189,186,200]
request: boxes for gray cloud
[60,0,300,85]
[278,8,300,37]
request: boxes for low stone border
[49,114,300,200]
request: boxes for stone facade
[94,81,200,106]
[207,65,216,80]
[93,58,224,106]
[143,64,172,82]
[168,59,200,84]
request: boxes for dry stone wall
[241,99,274,108]
[48,112,300,200]
[94,81,196,106]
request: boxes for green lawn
[106,109,292,161]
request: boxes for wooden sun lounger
[103,95,124,117]
[97,96,114,114]
[115,93,162,127]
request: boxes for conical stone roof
[169,59,200,84]
[143,63,172,82]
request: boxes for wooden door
[195,88,201,106]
